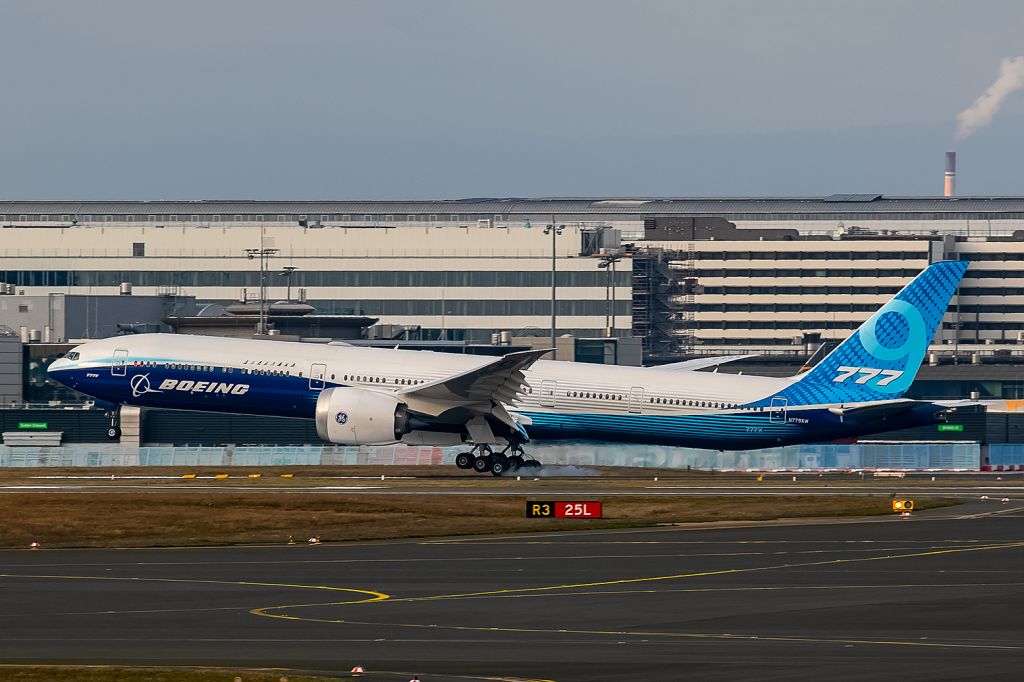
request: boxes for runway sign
[526,501,603,518]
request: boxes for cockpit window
[64,351,80,360]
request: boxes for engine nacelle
[315,387,409,445]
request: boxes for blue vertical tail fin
[774,260,969,406]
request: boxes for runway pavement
[3,476,1024,499]
[1,502,1023,680]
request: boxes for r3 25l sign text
[526,501,603,519]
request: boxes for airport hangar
[3,195,1024,451]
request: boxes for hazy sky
[2,0,1023,198]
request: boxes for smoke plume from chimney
[957,56,1024,140]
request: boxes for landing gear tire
[105,408,121,441]
[507,455,524,472]
[523,459,541,470]
[472,455,492,473]
[455,452,476,470]
[490,456,510,477]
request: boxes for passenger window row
[342,374,425,386]
[568,391,624,401]
[651,396,739,409]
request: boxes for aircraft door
[628,387,644,414]
[539,380,557,407]
[769,396,788,423]
[111,349,129,377]
[309,363,327,390]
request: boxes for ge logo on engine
[335,412,348,425]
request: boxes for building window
[148,215,156,222]
[212,215,220,222]
[126,215,134,222]
[235,215,242,221]
[320,214,329,222]
[61,214,70,222]
[364,214,372,222]
[256,214,264,222]
[494,214,503,221]
[132,242,145,257]
[19,215,27,222]
[169,214,178,221]
[18,304,28,313]
[429,214,437,222]
[40,215,48,222]
[385,214,394,221]
[82,215,91,222]
[191,214,200,223]
[104,215,113,222]
[451,214,459,222]
[342,214,351,221]
[277,214,287,222]
[408,214,416,222]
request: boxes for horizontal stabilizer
[826,399,926,423]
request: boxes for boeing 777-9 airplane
[48,260,970,475]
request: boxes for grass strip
[0,492,957,549]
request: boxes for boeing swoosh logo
[130,374,163,398]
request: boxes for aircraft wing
[396,348,549,437]
[398,348,549,408]
[655,354,759,371]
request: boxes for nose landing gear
[105,408,121,440]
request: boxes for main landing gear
[455,443,542,477]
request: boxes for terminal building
[4,196,1024,408]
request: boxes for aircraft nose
[48,358,71,377]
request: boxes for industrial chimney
[944,151,956,197]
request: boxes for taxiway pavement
[1,503,1023,680]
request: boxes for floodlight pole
[610,257,618,334]
[281,265,298,302]
[551,221,556,353]
[544,217,564,358]
[599,253,623,338]
[244,227,279,336]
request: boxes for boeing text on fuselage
[157,378,250,395]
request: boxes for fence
[988,444,1024,466]
[0,444,446,468]
[0,441,981,470]
[528,441,981,470]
